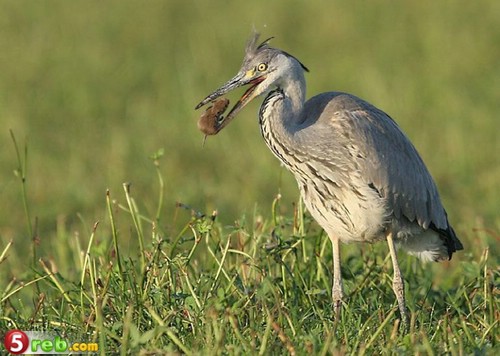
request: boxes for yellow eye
[257,63,268,72]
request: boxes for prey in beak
[197,97,230,136]
[195,71,266,136]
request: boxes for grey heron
[195,33,464,328]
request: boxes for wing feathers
[319,93,448,230]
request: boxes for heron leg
[331,236,343,320]
[386,231,409,331]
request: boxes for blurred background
[0,0,498,256]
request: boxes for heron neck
[282,73,306,117]
[259,76,306,169]
[263,73,306,130]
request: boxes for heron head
[195,32,308,132]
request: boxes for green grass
[1,158,498,354]
[0,0,499,354]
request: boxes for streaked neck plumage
[259,63,307,167]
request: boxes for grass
[0,0,499,354]
[1,150,498,354]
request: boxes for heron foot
[332,283,344,321]
[392,278,410,333]
[387,231,410,333]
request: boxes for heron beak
[195,71,266,132]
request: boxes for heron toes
[391,272,410,332]
[399,309,410,333]
[393,293,410,333]
[332,285,344,320]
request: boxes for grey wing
[330,96,448,230]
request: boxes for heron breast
[297,176,388,243]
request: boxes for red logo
[4,330,29,354]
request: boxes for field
[0,1,498,354]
